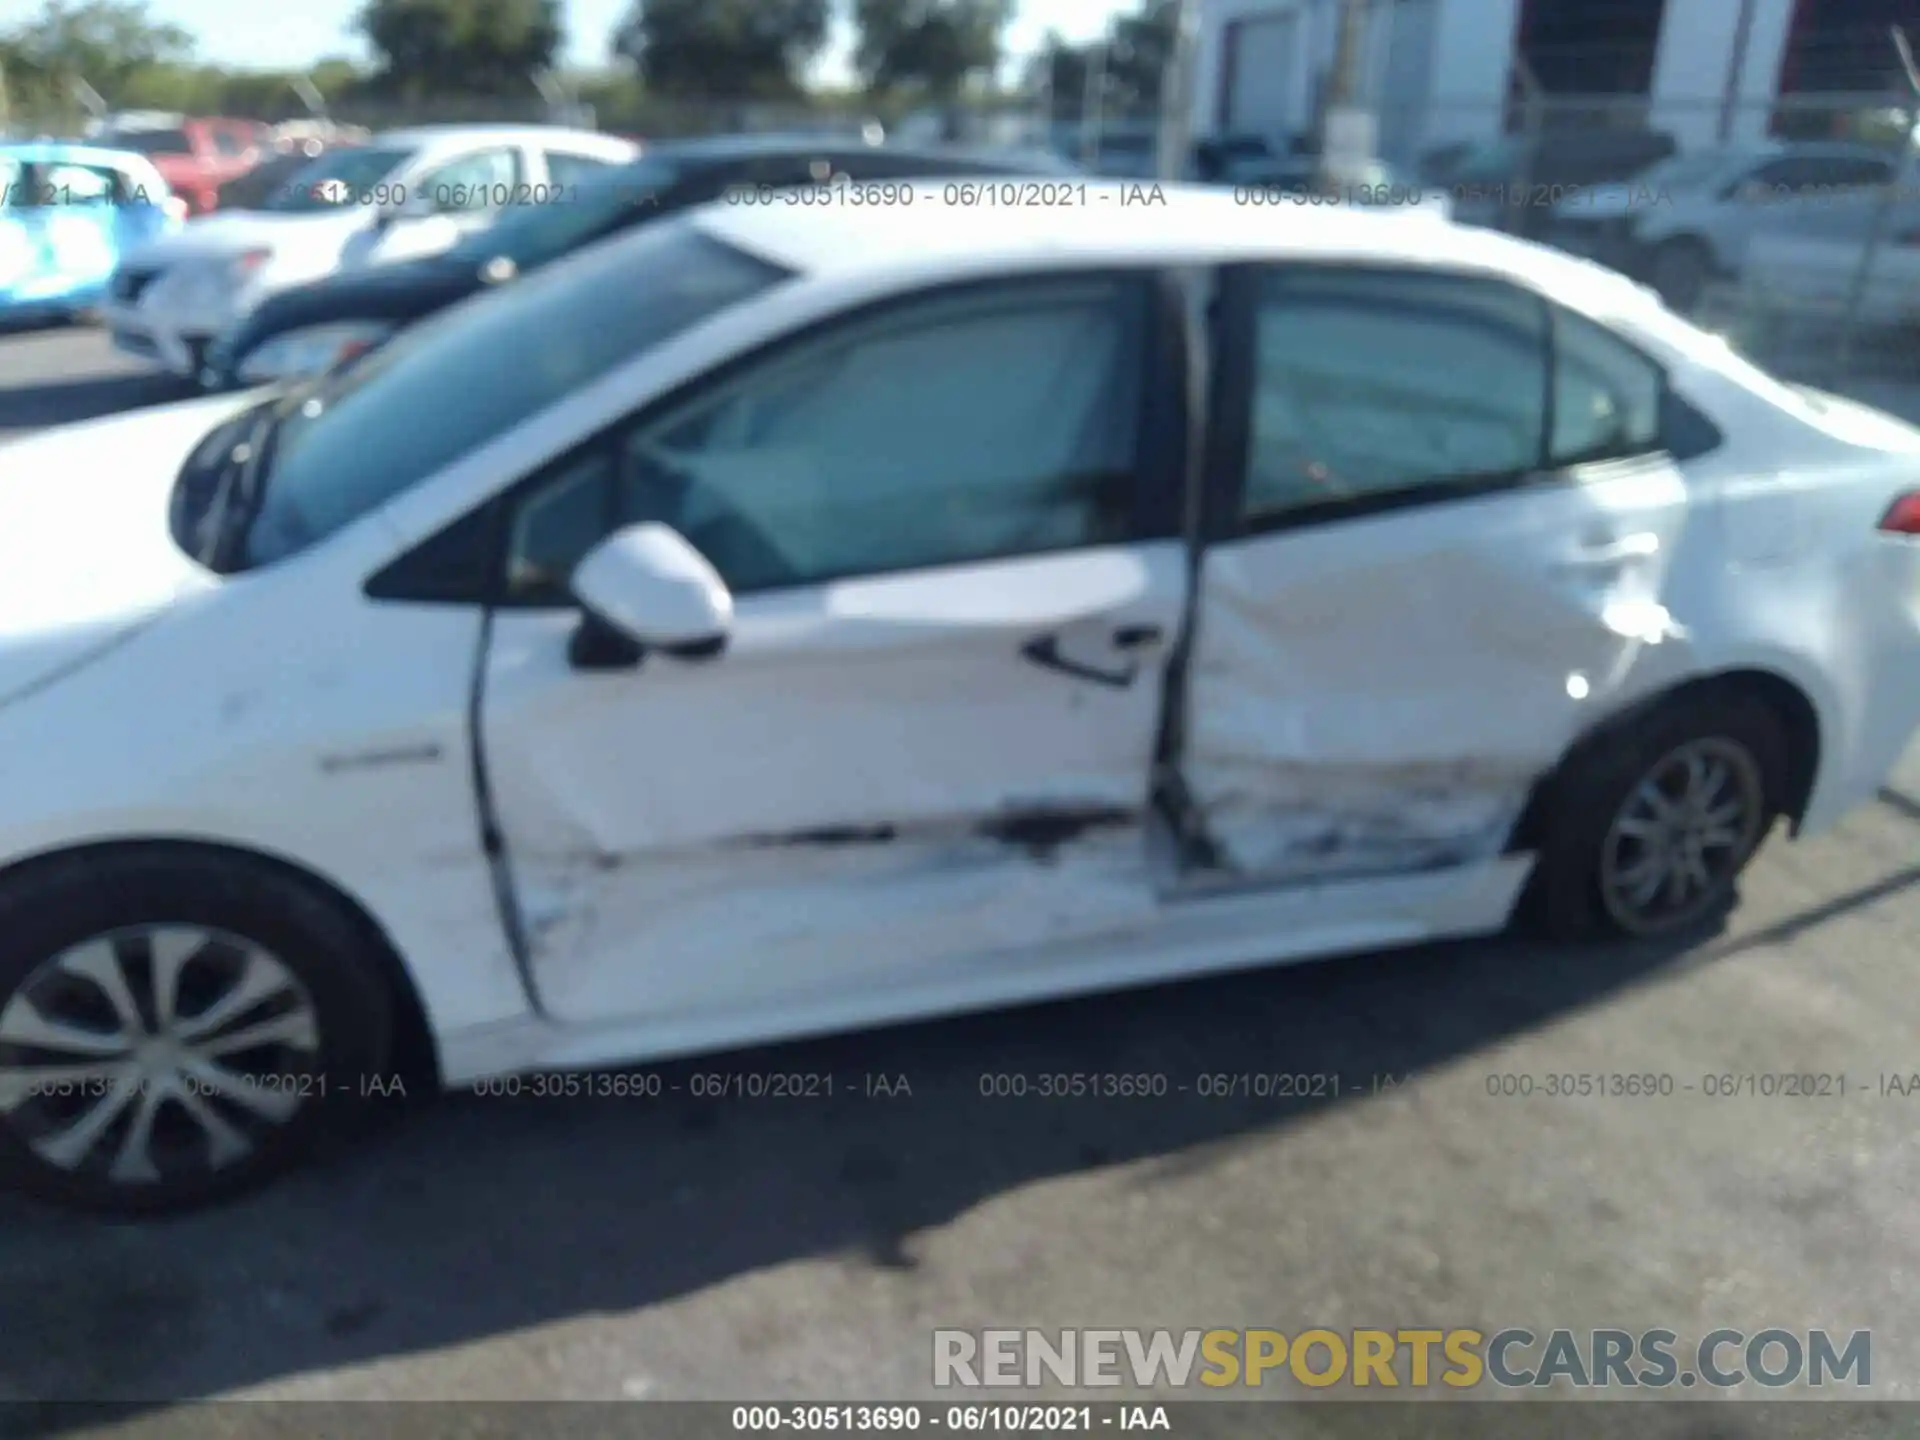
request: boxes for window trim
[367,267,1186,607]
[1204,259,1704,543]
[542,148,627,188]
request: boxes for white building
[1191,0,1809,166]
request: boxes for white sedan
[97,124,636,378]
[1739,194,1920,330]
[3,185,1920,1214]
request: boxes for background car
[91,116,268,216]
[0,143,182,324]
[98,123,637,380]
[1541,141,1904,311]
[1442,128,1678,238]
[1739,185,1920,334]
[204,135,1082,388]
[214,138,361,212]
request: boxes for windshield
[240,222,790,569]
[259,144,414,213]
[100,128,191,156]
[450,156,680,270]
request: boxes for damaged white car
[3,187,1920,1214]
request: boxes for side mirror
[567,522,733,670]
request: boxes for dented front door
[1178,264,1694,883]
[479,271,1188,1026]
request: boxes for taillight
[1876,491,1920,534]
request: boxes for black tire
[1518,690,1790,944]
[1649,237,1712,313]
[0,848,394,1216]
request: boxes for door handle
[1021,634,1138,689]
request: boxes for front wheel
[1649,237,1713,313]
[1520,691,1788,943]
[0,850,395,1215]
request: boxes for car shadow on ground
[0,368,196,433]
[0,318,197,433]
[0,912,1749,1425]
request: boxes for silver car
[1544,142,1902,310]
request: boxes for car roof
[689,179,1610,289]
[642,134,1077,172]
[373,124,625,150]
[643,133,884,162]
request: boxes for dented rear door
[480,270,1190,1026]
[1176,263,1693,884]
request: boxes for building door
[1222,10,1302,147]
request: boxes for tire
[0,849,394,1215]
[1518,690,1789,944]
[1649,237,1712,314]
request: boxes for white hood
[125,210,371,271]
[0,393,256,708]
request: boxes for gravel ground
[3,323,1920,1437]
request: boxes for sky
[138,0,1130,79]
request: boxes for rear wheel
[1649,237,1712,313]
[1520,691,1788,943]
[0,850,395,1215]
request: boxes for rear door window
[1239,267,1550,527]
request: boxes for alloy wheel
[1597,737,1767,936]
[0,925,322,1187]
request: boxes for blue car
[0,142,184,323]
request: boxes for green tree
[1024,31,1089,124]
[852,0,1013,101]
[612,0,830,100]
[355,0,562,98]
[309,56,367,98]
[5,0,191,97]
[1104,0,1177,112]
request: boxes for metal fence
[8,35,1919,405]
[1476,87,1920,393]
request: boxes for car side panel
[0,518,531,1050]
[1605,313,1920,833]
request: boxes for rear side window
[1550,305,1724,463]
[1242,268,1548,524]
[545,151,624,190]
[1234,266,1709,531]
[1550,307,1663,464]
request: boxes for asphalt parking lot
[4,324,1920,1435]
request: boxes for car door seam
[467,602,548,1018]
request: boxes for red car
[93,117,268,216]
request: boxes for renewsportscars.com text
[932,1327,1871,1390]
